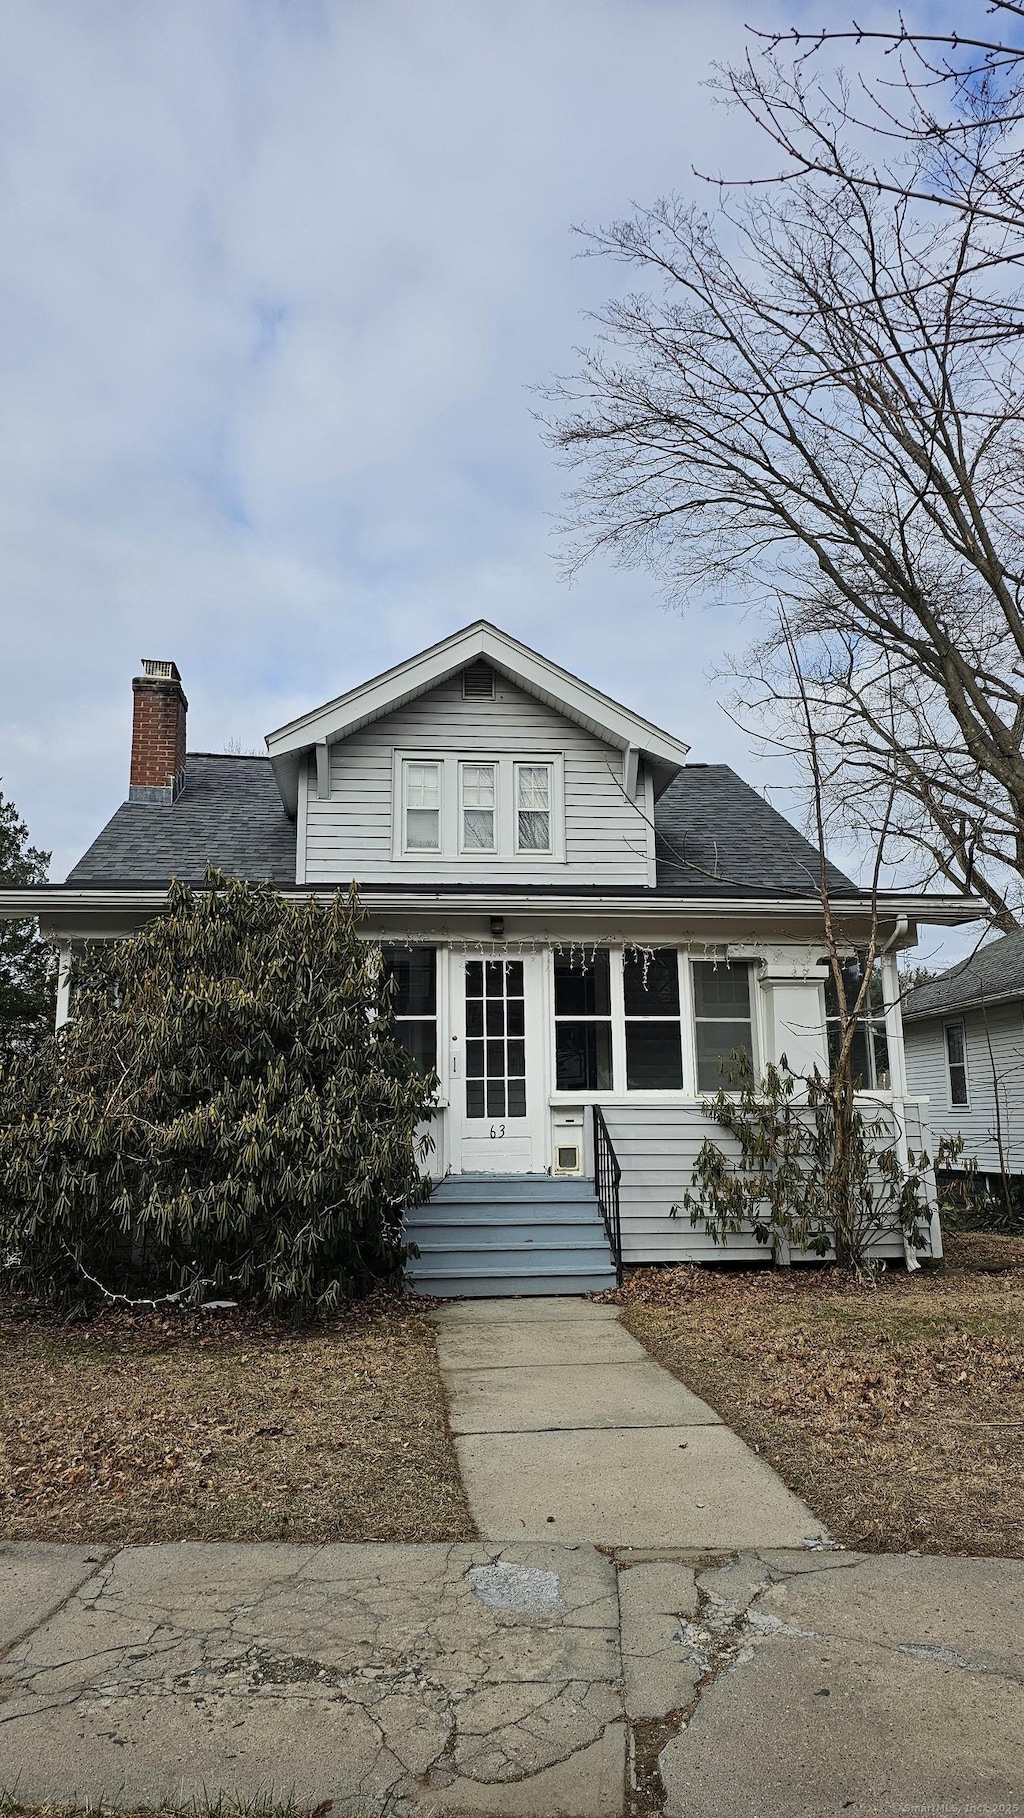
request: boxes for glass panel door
[455,954,543,1173]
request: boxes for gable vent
[462,661,495,701]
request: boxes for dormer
[265,622,692,889]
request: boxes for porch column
[755,950,829,1076]
[55,941,73,1029]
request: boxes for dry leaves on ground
[611,1233,1024,1557]
[0,1292,474,1545]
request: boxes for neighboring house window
[693,961,754,1091]
[460,762,497,851]
[516,763,552,853]
[824,955,890,1089]
[381,946,437,1074]
[403,761,441,851]
[945,1021,969,1106]
[624,949,683,1088]
[554,949,613,1089]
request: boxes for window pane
[623,949,680,1016]
[507,998,524,1036]
[517,765,550,809]
[946,1023,965,1067]
[462,763,495,806]
[467,1039,484,1078]
[693,961,751,1017]
[518,810,550,851]
[466,999,483,1037]
[486,999,504,1035]
[381,947,436,1016]
[947,1025,968,1105]
[466,961,483,998]
[406,762,440,807]
[507,1039,526,1078]
[486,1080,505,1118]
[463,808,495,850]
[626,1021,683,1089]
[507,1078,526,1117]
[554,949,611,1017]
[406,808,440,850]
[393,1019,436,1073]
[505,960,524,996]
[555,1021,613,1091]
[696,1023,752,1091]
[467,1080,485,1118]
[950,1067,969,1108]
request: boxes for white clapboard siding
[602,1100,912,1264]
[905,1002,1024,1173]
[303,672,650,885]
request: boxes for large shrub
[0,873,436,1312]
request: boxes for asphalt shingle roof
[903,929,1024,1020]
[65,754,858,901]
[66,755,296,887]
[653,766,858,898]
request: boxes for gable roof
[653,766,858,897]
[903,928,1024,1021]
[265,621,692,815]
[66,755,296,887]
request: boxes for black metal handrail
[592,1104,623,1286]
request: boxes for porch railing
[592,1104,623,1286]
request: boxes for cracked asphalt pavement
[1,1540,1021,1816]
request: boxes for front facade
[2,622,980,1280]
[904,932,1024,1183]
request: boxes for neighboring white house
[904,932,1024,1185]
[0,622,980,1292]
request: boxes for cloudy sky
[0,0,971,961]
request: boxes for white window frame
[392,751,564,862]
[514,761,554,856]
[945,1019,971,1109]
[549,947,723,1099]
[399,757,444,856]
[690,956,758,1097]
[459,760,498,856]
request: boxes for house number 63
[489,1124,506,1139]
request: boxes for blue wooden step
[404,1172,615,1298]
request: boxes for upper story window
[403,761,442,852]
[693,961,754,1091]
[945,1020,969,1106]
[461,762,497,852]
[516,763,552,853]
[395,752,563,861]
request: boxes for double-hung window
[380,946,438,1074]
[624,949,683,1088]
[516,763,552,853]
[403,761,441,852]
[945,1021,969,1106]
[693,961,754,1091]
[824,955,890,1089]
[460,762,496,852]
[554,949,613,1089]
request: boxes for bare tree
[547,81,1024,927]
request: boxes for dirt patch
[610,1240,1024,1558]
[0,1292,474,1545]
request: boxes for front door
[451,955,546,1172]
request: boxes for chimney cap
[139,658,182,682]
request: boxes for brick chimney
[129,659,188,802]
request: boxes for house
[903,931,1024,1190]
[0,622,980,1292]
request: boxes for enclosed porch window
[380,945,438,1074]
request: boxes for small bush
[0,873,436,1312]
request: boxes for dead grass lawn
[0,1293,474,1545]
[613,1232,1024,1557]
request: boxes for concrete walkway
[1,1540,1022,1816]
[434,1297,821,1549]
